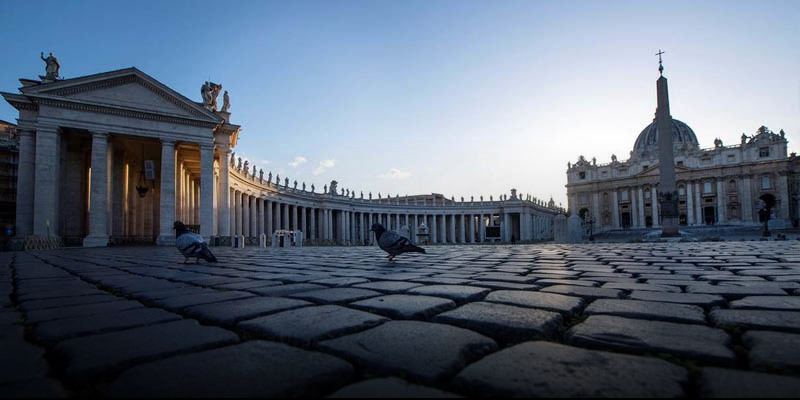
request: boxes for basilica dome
[632,118,699,156]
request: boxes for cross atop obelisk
[655,50,680,236]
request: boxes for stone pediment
[635,163,690,178]
[17,68,222,125]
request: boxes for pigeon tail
[198,244,218,263]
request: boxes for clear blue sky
[2,0,798,206]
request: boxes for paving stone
[406,285,490,304]
[182,296,312,325]
[248,283,327,296]
[0,378,67,397]
[238,305,388,345]
[131,286,214,302]
[53,319,239,383]
[318,320,497,384]
[352,280,425,293]
[730,296,800,310]
[535,279,599,287]
[711,309,800,334]
[698,367,800,398]
[584,299,707,324]
[628,291,727,308]
[467,281,540,290]
[151,291,254,310]
[105,341,353,397]
[214,280,283,290]
[16,287,109,302]
[453,341,688,397]
[540,285,622,300]
[0,332,51,385]
[327,377,460,398]
[686,284,787,299]
[349,294,456,320]
[566,315,735,365]
[288,288,381,304]
[484,290,584,317]
[310,277,370,286]
[25,300,144,324]
[601,283,681,292]
[742,330,800,372]
[433,301,562,344]
[18,294,122,312]
[33,308,182,345]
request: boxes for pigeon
[174,221,217,263]
[370,223,426,261]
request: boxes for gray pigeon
[174,221,217,263]
[370,223,426,261]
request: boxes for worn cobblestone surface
[1,241,800,397]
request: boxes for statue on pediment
[40,52,60,81]
[324,184,327,193]
[237,157,242,170]
[302,182,306,191]
[221,91,230,113]
[311,184,315,192]
[369,192,372,200]
[268,171,272,183]
[329,180,338,195]
[252,165,257,177]
[243,160,249,173]
[293,180,297,190]
[201,81,223,111]
[276,174,280,185]
[611,154,617,162]
[741,133,748,145]
[284,177,289,187]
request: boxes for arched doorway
[758,194,776,221]
[704,206,716,224]
[579,208,589,222]
[645,216,653,227]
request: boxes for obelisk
[655,50,680,237]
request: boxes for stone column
[282,202,289,230]
[156,140,176,245]
[686,181,695,225]
[250,195,257,237]
[651,186,660,227]
[694,182,702,225]
[503,213,512,242]
[33,125,60,237]
[611,191,620,228]
[467,214,475,243]
[292,204,298,232]
[265,199,273,235]
[15,129,35,237]
[458,214,466,243]
[778,172,790,221]
[431,214,438,243]
[716,180,726,224]
[234,190,242,236]
[242,194,250,237]
[85,132,110,247]
[257,198,265,236]
[300,206,307,240]
[592,192,601,227]
[741,175,753,222]
[452,214,459,243]
[637,187,645,227]
[479,214,485,242]
[274,202,282,232]
[310,207,316,240]
[358,212,364,243]
[217,148,230,237]
[199,144,214,240]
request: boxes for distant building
[566,74,798,231]
[0,120,18,246]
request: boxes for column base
[83,235,110,247]
[156,235,176,246]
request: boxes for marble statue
[741,133,748,145]
[221,91,230,112]
[201,81,223,111]
[276,174,280,185]
[311,184,315,192]
[471,196,474,202]
[243,160,249,174]
[360,191,363,199]
[230,152,235,166]
[259,169,264,182]
[346,189,350,197]
[378,193,381,199]
[40,52,60,80]
[237,157,242,170]
[490,195,493,201]
[293,180,297,189]
[369,192,372,200]
[611,154,617,162]
[324,184,327,193]
[268,172,272,183]
[284,177,289,187]
[302,182,306,191]
[480,195,483,202]
[252,165,256,177]
[329,180,338,196]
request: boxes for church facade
[2,59,560,248]
[566,76,799,231]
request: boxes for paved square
[2,241,800,397]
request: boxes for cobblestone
[3,241,799,397]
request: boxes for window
[645,189,651,199]
[759,147,770,158]
[621,190,629,201]
[728,180,736,192]
[601,171,608,177]
[678,185,685,196]
[727,154,736,163]
[579,194,588,204]
[579,171,586,179]
[704,182,713,194]
[619,168,628,174]
[677,161,684,166]
[642,165,649,170]
[761,176,771,189]
[701,157,713,165]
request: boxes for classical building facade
[566,76,799,231]
[2,62,560,247]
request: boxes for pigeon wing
[378,230,413,255]
[176,232,205,258]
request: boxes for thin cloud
[288,156,307,167]
[379,168,412,180]
[313,159,336,175]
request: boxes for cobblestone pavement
[2,242,800,397]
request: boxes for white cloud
[313,159,336,175]
[288,156,307,167]
[379,168,412,180]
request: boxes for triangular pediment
[635,163,691,178]
[20,68,222,123]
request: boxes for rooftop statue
[285,177,289,187]
[221,91,230,113]
[329,180,338,195]
[201,81,222,111]
[311,184,315,192]
[40,52,60,81]
[237,157,242,170]
[302,182,306,191]
[293,180,297,189]
[243,160,249,173]
[268,171,272,183]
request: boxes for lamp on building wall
[135,144,154,198]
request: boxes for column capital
[89,130,109,137]
[160,139,176,146]
[199,143,215,151]
[35,123,59,133]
